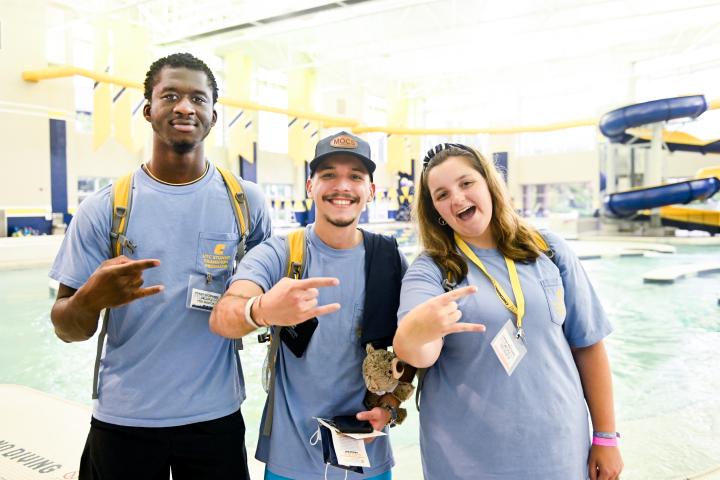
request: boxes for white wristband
[244,296,261,329]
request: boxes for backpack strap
[531,230,550,253]
[91,309,110,400]
[109,173,136,258]
[217,166,250,263]
[93,172,135,400]
[217,166,252,356]
[414,229,553,410]
[285,228,307,278]
[262,228,307,437]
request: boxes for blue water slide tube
[603,177,720,218]
[599,95,707,142]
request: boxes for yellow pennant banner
[225,52,258,162]
[93,21,150,152]
[288,68,316,166]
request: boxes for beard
[171,141,196,154]
[323,214,356,228]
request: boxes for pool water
[1,243,719,479]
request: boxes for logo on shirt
[203,243,231,270]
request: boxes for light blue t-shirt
[232,225,405,480]
[49,163,271,427]
[398,230,612,480]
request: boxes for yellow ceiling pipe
[353,118,598,135]
[23,65,143,89]
[40,66,720,135]
[22,65,358,128]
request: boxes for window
[263,183,295,224]
[78,177,112,204]
[257,69,288,154]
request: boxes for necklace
[143,161,209,186]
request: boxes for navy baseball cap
[309,131,375,180]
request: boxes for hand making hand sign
[79,256,164,311]
[394,285,485,368]
[253,276,341,327]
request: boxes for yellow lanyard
[455,233,526,337]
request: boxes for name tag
[189,288,221,311]
[316,418,385,469]
[330,428,371,468]
[490,319,527,376]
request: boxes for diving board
[643,262,720,284]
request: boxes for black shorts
[79,409,250,480]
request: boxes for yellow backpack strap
[95,172,134,400]
[262,228,307,437]
[217,166,249,236]
[531,230,550,253]
[216,167,253,376]
[109,173,135,258]
[285,228,307,279]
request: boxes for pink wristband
[592,436,618,447]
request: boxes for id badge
[315,418,382,473]
[490,319,527,376]
[186,274,224,311]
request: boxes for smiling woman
[394,143,624,480]
[427,156,495,248]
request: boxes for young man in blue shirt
[49,53,271,480]
[210,131,408,480]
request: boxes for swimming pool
[1,243,719,479]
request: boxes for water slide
[599,95,720,233]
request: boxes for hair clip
[422,143,475,170]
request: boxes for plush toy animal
[362,344,415,425]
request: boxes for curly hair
[143,52,218,104]
[414,145,545,284]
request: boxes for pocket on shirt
[540,277,566,326]
[196,232,240,279]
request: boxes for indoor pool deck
[2,227,720,480]
[2,384,720,480]
[0,385,268,479]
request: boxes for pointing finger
[131,285,164,300]
[295,277,339,289]
[446,322,486,335]
[114,259,161,273]
[309,303,341,318]
[104,255,133,266]
[440,285,477,302]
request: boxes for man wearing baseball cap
[309,130,376,181]
[210,131,411,479]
